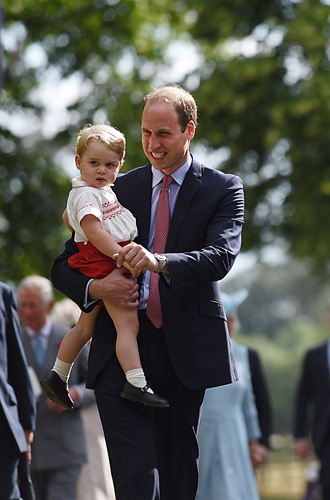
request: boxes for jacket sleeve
[6,287,36,431]
[51,234,95,313]
[248,349,272,448]
[293,351,313,439]
[166,174,244,286]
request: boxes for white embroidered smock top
[67,177,138,244]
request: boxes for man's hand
[295,438,310,460]
[115,242,168,275]
[47,399,66,414]
[89,267,139,308]
[24,429,34,465]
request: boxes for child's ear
[119,160,124,170]
[75,155,82,170]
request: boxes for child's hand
[113,253,141,278]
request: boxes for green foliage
[181,0,330,270]
[0,131,71,282]
[1,0,185,282]
[236,319,328,434]
[226,257,330,434]
[3,0,330,282]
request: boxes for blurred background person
[248,347,272,465]
[224,290,273,466]
[293,302,330,500]
[17,275,94,500]
[51,298,116,500]
[196,289,262,500]
[0,280,36,500]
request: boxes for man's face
[141,101,195,175]
[17,287,53,331]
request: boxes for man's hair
[17,275,54,305]
[143,84,198,132]
[75,124,126,161]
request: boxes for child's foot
[120,382,169,408]
[40,371,74,410]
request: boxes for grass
[255,436,320,500]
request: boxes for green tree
[2,0,330,283]
[182,0,330,269]
[1,0,186,282]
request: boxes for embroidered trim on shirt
[102,201,125,220]
[76,203,101,221]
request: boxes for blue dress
[196,342,261,500]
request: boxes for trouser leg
[94,357,159,500]
[31,466,81,500]
[147,323,204,500]
[0,407,22,500]
[319,435,330,500]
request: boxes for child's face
[75,139,123,189]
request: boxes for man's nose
[148,134,160,150]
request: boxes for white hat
[220,289,249,316]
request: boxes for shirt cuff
[84,279,99,308]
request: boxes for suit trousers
[0,406,22,500]
[94,310,205,500]
[30,465,81,500]
[319,431,330,500]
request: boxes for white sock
[125,368,153,394]
[52,357,73,383]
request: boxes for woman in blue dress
[196,290,261,500]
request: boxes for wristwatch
[153,253,166,273]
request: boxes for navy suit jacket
[0,282,36,453]
[294,342,330,457]
[52,157,244,391]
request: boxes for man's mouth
[151,152,166,159]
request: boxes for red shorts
[68,240,131,279]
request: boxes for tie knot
[162,175,172,190]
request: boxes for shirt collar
[25,316,53,339]
[151,155,192,188]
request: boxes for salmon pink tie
[147,175,173,329]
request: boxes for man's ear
[187,121,196,141]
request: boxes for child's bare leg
[103,300,141,373]
[103,300,169,408]
[58,308,99,362]
[52,307,100,382]
[41,306,101,410]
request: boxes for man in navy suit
[0,281,36,500]
[294,306,330,500]
[52,84,245,500]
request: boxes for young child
[41,124,169,410]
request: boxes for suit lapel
[166,159,202,251]
[128,159,202,251]
[134,165,153,248]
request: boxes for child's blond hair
[76,124,126,161]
